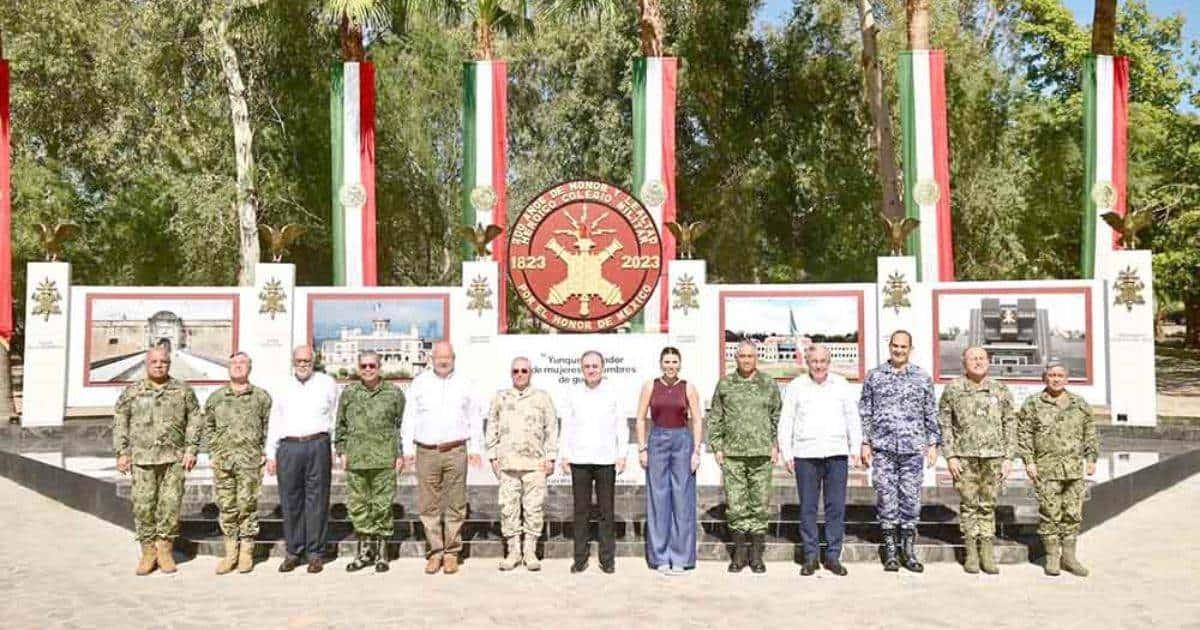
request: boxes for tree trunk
[1188,295,1200,349]
[1091,0,1117,55]
[208,3,260,286]
[906,0,932,50]
[475,20,494,60]
[857,0,903,219]
[638,0,664,57]
[339,16,366,62]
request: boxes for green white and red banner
[331,61,377,286]
[461,60,508,331]
[898,50,955,282]
[1081,54,1130,278]
[0,60,11,343]
[633,56,677,333]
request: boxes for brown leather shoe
[424,556,442,574]
[306,557,324,574]
[443,555,460,574]
[278,555,301,573]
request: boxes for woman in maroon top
[635,347,703,574]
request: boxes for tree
[413,1,533,60]
[320,0,392,61]
[857,0,902,219]
[906,0,932,49]
[1091,0,1116,54]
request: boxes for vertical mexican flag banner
[0,60,11,345]
[1081,54,1130,278]
[461,60,508,331]
[632,56,677,333]
[331,61,377,286]
[898,50,955,283]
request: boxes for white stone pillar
[876,256,931,371]
[666,259,711,389]
[458,260,500,384]
[1105,249,1156,426]
[246,263,295,396]
[23,262,71,427]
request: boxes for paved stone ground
[2,475,1199,629]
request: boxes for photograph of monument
[307,294,449,381]
[85,294,238,385]
[719,291,865,381]
[933,287,1092,383]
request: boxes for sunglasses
[511,368,530,374]
[359,363,379,369]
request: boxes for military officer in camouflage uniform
[486,356,558,572]
[1018,362,1097,577]
[204,351,272,575]
[113,345,201,576]
[708,340,782,574]
[938,346,1016,575]
[334,351,405,573]
[858,330,940,572]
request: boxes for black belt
[281,432,328,443]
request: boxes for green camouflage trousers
[214,466,262,539]
[347,468,396,537]
[499,469,547,539]
[131,462,185,542]
[1034,477,1085,537]
[953,457,1003,538]
[722,456,772,534]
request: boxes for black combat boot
[749,534,767,574]
[346,537,372,573]
[727,532,748,573]
[374,538,390,573]
[899,528,924,573]
[882,529,900,572]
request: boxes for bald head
[962,346,989,381]
[432,341,455,377]
[292,345,315,381]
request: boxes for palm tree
[546,0,664,57]
[320,0,393,61]
[906,0,932,49]
[1091,0,1117,55]
[411,1,533,60]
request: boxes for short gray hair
[1043,360,1069,376]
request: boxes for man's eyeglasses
[511,368,530,374]
[359,363,379,369]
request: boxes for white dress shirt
[265,371,339,460]
[401,369,485,456]
[558,380,628,465]
[777,373,863,460]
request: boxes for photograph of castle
[307,293,449,381]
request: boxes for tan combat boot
[237,539,255,573]
[962,536,980,574]
[523,536,541,572]
[215,536,238,575]
[1042,536,1061,576]
[1060,536,1089,577]
[136,542,157,576]
[978,537,999,574]
[156,539,178,574]
[499,537,521,571]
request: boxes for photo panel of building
[85,294,239,385]
[719,290,866,381]
[933,287,1092,383]
[307,294,449,381]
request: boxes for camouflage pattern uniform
[113,378,201,542]
[334,381,405,537]
[858,363,940,530]
[486,387,558,539]
[938,376,1016,539]
[1017,390,1098,537]
[204,384,272,540]
[707,371,782,534]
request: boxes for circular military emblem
[470,185,497,212]
[639,179,668,207]
[1091,180,1117,209]
[340,183,367,208]
[508,180,664,332]
[913,179,940,206]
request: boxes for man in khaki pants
[402,341,484,574]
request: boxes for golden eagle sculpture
[458,223,504,260]
[258,224,307,262]
[880,213,920,256]
[1101,208,1152,249]
[664,221,709,260]
[34,223,81,262]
